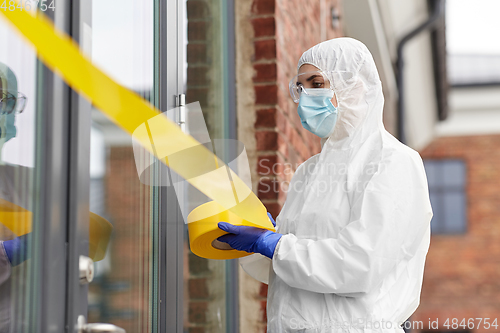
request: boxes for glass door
[68,0,167,332]
[1,0,238,331]
[0,13,39,333]
[1,0,186,331]
[0,3,73,332]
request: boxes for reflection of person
[218,38,432,332]
[0,62,30,333]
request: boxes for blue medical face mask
[0,112,17,143]
[297,88,338,138]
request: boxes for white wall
[437,86,500,136]
[343,0,439,150]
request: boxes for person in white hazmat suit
[0,62,31,333]
[217,38,432,332]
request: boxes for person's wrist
[255,231,282,259]
[3,234,30,266]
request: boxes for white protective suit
[241,38,432,332]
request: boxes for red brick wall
[253,0,343,217]
[412,135,500,333]
[88,147,152,332]
[185,1,231,332]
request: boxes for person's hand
[217,222,282,259]
[3,234,30,266]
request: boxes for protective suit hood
[0,62,18,144]
[298,38,384,150]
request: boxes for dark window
[423,159,467,234]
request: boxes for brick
[252,17,276,38]
[256,130,278,151]
[276,109,287,135]
[254,39,276,61]
[186,87,208,107]
[253,63,277,83]
[292,130,311,161]
[257,154,277,175]
[187,0,209,20]
[263,202,281,220]
[260,300,267,322]
[188,21,208,41]
[258,177,278,200]
[255,108,276,128]
[189,301,207,323]
[259,283,268,298]
[187,66,209,86]
[255,84,278,105]
[189,278,209,299]
[189,328,205,333]
[276,154,290,179]
[188,253,210,275]
[251,0,275,15]
[187,43,207,64]
[277,133,288,157]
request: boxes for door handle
[77,315,126,333]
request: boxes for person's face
[297,64,338,107]
[0,112,16,143]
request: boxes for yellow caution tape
[0,199,32,236]
[89,212,113,262]
[0,8,273,259]
[0,199,111,262]
[187,201,275,259]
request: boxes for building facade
[1,0,498,332]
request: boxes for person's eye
[312,81,324,88]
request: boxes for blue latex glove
[267,212,276,228]
[217,219,282,259]
[3,234,31,266]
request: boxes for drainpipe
[396,0,445,144]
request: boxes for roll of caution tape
[0,199,112,261]
[89,212,113,262]
[187,201,275,260]
[0,198,32,236]
[0,8,274,260]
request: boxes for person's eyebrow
[296,74,322,86]
[306,74,321,81]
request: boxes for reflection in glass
[86,0,155,331]
[184,0,235,330]
[0,15,37,333]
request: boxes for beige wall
[343,0,439,150]
[437,86,500,136]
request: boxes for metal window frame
[66,0,93,329]
[156,0,184,332]
[31,1,74,331]
[156,0,240,331]
[222,0,240,330]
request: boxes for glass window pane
[423,160,439,188]
[441,160,466,188]
[0,13,38,333]
[184,0,235,330]
[425,159,467,235]
[443,191,467,233]
[86,1,156,331]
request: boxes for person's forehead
[296,73,324,84]
[298,63,320,74]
